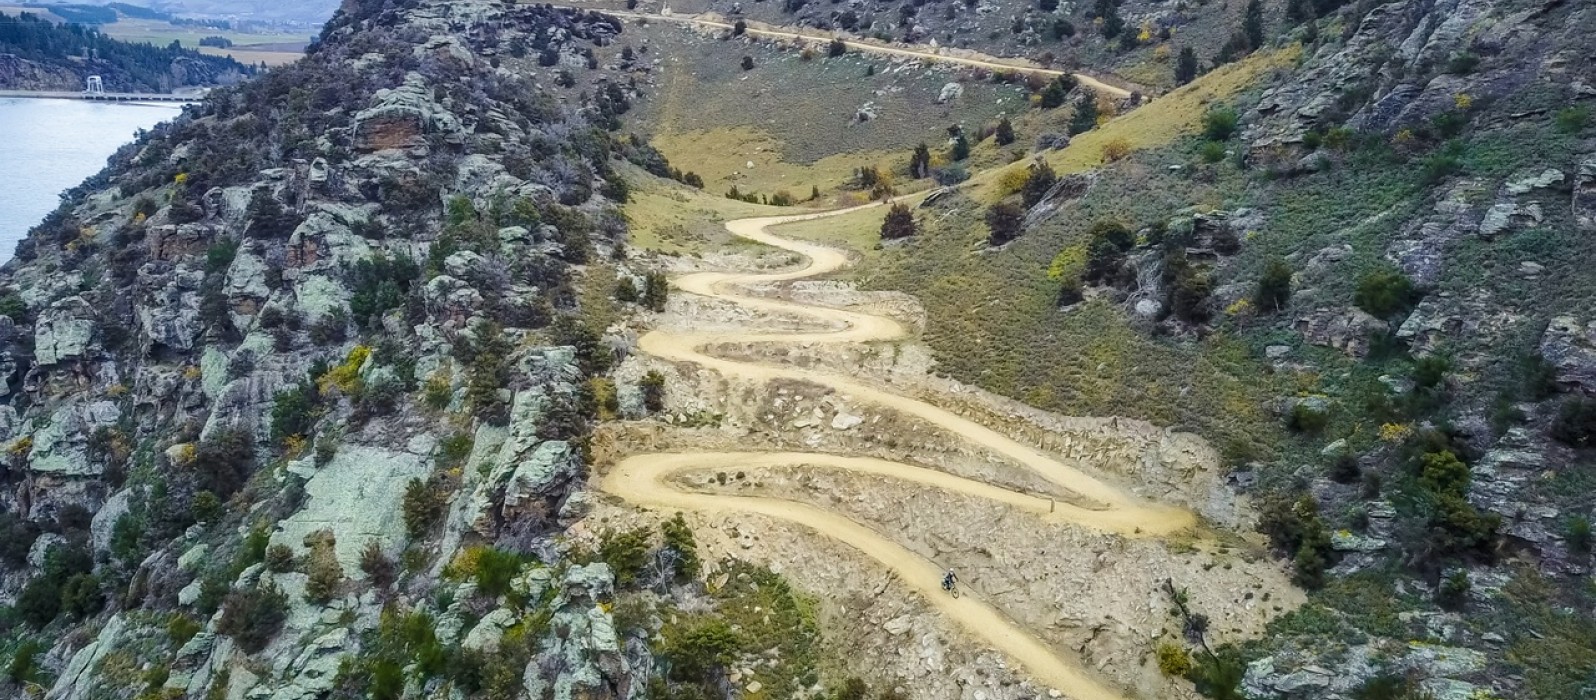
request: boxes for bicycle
[941,577,960,598]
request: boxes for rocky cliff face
[0,0,662,697]
[0,54,80,91]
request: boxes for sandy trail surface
[603,205,1198,700]
[603,9,1133,98]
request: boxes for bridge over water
[0,89,198,103]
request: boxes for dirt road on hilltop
[602,204,1205,700]
[594,9,1134,99]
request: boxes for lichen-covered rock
[1538,316,1596,394]
[1295,308,1389,358]
[523,563,641,700]
[273,438,436,572]
[26,400,121,477]
[1574,157,1596,229]
[33,297,97,365]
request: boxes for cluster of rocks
[0,0,657,698]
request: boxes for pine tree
[909,143,933,179]
[1038,74,1077,108]
[1021,160,1057,207]
[1068,94,1099,135]
[1174,47,1199,85]
[1244,0,1265,51]
[985,203,1025,246]
[950,133,971,161]
[994,117,1016,146]
[1096,0,1124,38]
[879,203,917,240]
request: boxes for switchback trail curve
[602,204,1197,700]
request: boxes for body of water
[0,97,181,264]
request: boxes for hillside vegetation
[0,11,254,91]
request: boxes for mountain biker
[941,569,957,592]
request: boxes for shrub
[933,164,969,186]
[270,383,317,443]
[474,548,525,598]
[1203,107,1240,140]
[879,203,918,240]
[0,512,39,566]
[1170,269,1213,323]
[949,133,970,161]
[640,370,666,412]
[1412,354,1451,390]
[1425,105,1468,136]
[189,428,256,499]
[1551,397,1596,447]
[1038,74,1077,109]
[245,188,299,238]
[402,478,448,539]
[1445,51,1479,75]
[1254,258,1292,312]
[59,573,103,619]
[1156,642,1193,677]
[1353,266,1416,317]
[985,203,1025,246]
[1420,140,1465,185]
[1568,516,1592,553]
[0,292,26,322]
[827,38,846,57]
[993,117,1016,146]
[303,530,345,604]
[1174,46,1199,85]
[1020,160,1057,207]
[660,617,739,682]
[192,490,224,523]
[16,576,63,628]
[1436,569,1470,610]
[598,527,652,587]
[662,513,701,581]
[265,543,296,572]
[1329,454,1362,484]
[1199,141,1227,164]
[360,540,396,589]
[6,639,44,685]
[1101,137,1132,163]
[1068,94,1098,135]
[348,254,419,327]
[642,272,669,311]
[1556,106,1591,134]
[217,581,289,653]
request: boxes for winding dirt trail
[600,9,1133,99]
[602,205,1196,700]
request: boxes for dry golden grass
[966,45,1303,203]
[624,167,789,254]
[651,127,902,201]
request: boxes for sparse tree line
[0,12,255,91]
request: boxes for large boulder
[34,296,97,366]
[272,438,436,572]
[26,401,121,477]
[1576,157,1596,230]
[1295,308,1389,358]
[523,563,640,700]
[1538,316,1596,394]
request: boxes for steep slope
[0,1,689,698]
[740,0,1596,697]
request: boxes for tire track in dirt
[604,205,1195,700]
